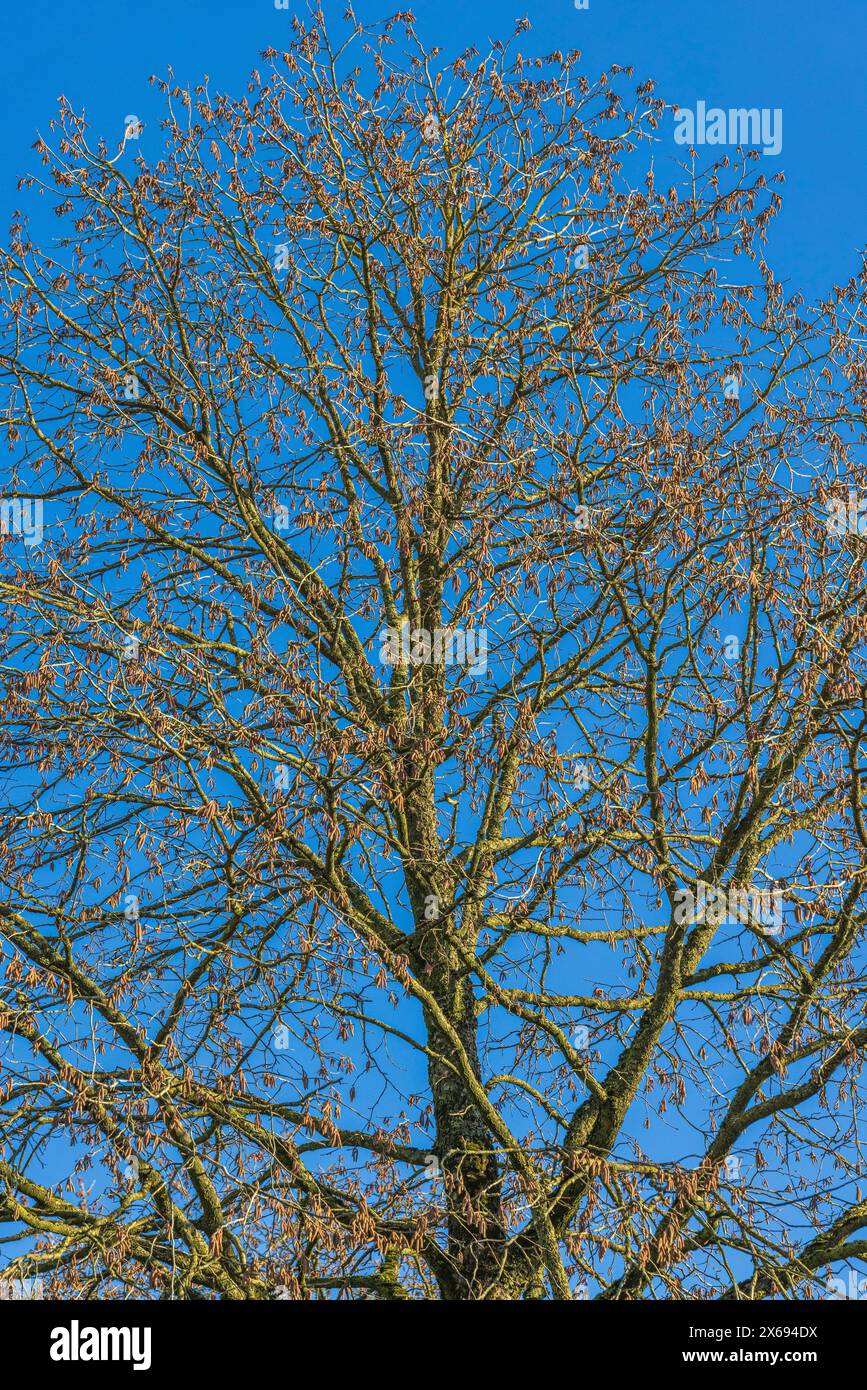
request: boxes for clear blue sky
[0,0,865,298]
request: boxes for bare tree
[1,8,866,1300]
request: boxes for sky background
[1,0,865,1296]
[0,0,865,300]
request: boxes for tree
[1,6,867,1301]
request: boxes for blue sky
[2,0,865,1298]
[1,0,865,299]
